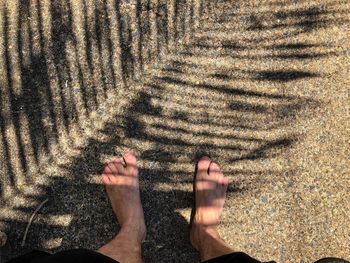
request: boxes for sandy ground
[0,0,350,262]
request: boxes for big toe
[123,151,138,176]
[197,156,211,178]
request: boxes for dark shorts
[6,249,350,263]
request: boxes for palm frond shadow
[1,0,347,262]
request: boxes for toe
[107,159,126,174]
[102,159,126,182]
[220,176,229,186]
[209,162,223,181]
[102,174,111,185]
[102,165,117,184]
[197,156,211,177]
[218,176,229,195]
[123,151,138,176]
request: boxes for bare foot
[190,156,229,251]
[101,151,146,242]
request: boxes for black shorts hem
[6,249,118,263]
[202,252,276,263]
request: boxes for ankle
[98,234,143,263]
[193,223,219,236]
[110,233,142,253]
[192,227,233,262]
[202,226,219,235]
[191,224,219,250]
[118,224,146,243]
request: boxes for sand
[0,0,349,262]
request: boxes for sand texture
[0,0,349,262]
